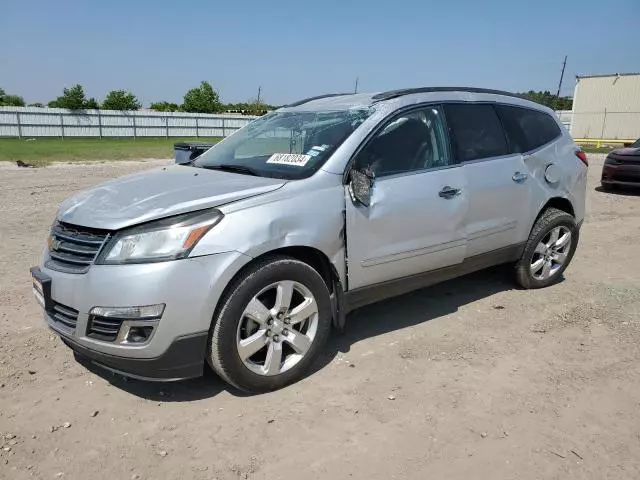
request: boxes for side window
[496,105,562,152]
[444,104,508,162]
[354,105,451,178]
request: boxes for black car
[601,138,640,190]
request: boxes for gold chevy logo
[47,236,61,251]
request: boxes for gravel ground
[1,154,639,480]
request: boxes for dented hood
[57,165,286,230]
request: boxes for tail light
[575,150,588,166]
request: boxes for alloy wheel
[236,281,319,376]
[530,226,572,281]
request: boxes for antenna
[354,77,359,94]
[556,56,567,98]
[257,86,262,104]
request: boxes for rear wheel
[207,255,332,393]
[515,208,578,289]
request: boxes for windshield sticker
[306,149,321,157]
[311,145,328,152]
[266,153,312,166]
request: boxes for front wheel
[207,255,332,393]
[515,208,579,289]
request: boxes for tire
[515,208,579,289]
[601,182,617,192]
[207,255,332,393]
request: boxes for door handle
[512,172,529,183]
[439,186,461,199]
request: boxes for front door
[345,105,467,290]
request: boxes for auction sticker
[266,153,312,166]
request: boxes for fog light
[89,304,165,319]
[125,326,155,343]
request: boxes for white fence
[5,106,635,141]
[0,106,257,138]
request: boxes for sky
[2,0,639,106]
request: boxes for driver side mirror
[349,168,374,207]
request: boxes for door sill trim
[345,243,525,312]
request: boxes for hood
[57,165,286,230]
[608,147,640,163]
[611,147,640,157]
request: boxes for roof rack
[286,93,354,108]
[372,87,526,102]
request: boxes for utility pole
[556,55,567,98]
[257,86,262,105]
[354,77,359,94]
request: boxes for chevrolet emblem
[48,236,61,251]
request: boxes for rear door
[345,105,467,290]
[495,104,566,237]
[444,103,531,257]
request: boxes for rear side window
[496,105,562,153]
[444,104,508,161]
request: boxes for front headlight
[98,209,223,264]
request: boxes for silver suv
[31,87,588,392]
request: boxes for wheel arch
[542,197,575,217]
[532,196,575,229]
[210,246,344,332]
[259,246,339,294]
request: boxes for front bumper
[601,163,640,186]
[62,331,208,381]
[34,250,252,379]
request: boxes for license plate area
[30,267,53,310]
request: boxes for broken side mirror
[349,168,374,207]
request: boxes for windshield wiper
[199,164,260,176]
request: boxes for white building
[570,73,640,140]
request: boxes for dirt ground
[1,154,639,480]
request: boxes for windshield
[194,107,374,179]
[632,138,640,148]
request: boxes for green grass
[0,136,621,166]
[0,137,222,165]
[580,145,617,154]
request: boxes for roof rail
[372,87,526,102]
[286,93,354,108]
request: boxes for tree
[150,101,180,112]
[0,88,26,106]
[3,94,25,107]
[182,81,223,113]
[48,84,94,109]
[101,89,140,110]
[553,96,573,110]
[520,90,573,110]
[85,98,100,109]
[224,99,274,115]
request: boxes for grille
[617,159,640,167]
[87,316,124,342]
[608,153,640,165]
[46,222,110,274]
[48,301,79,333]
